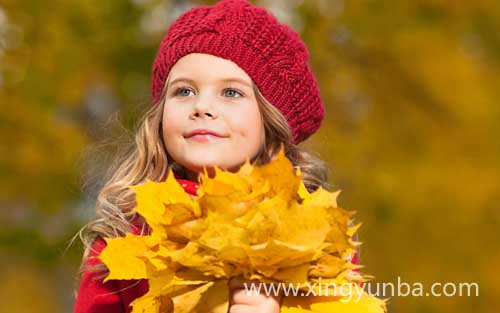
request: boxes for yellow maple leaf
[99,146,387,313]
[99,233,157,282]
[281,287,388,313]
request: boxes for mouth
[186,133,227,143]
[184,129,228,142]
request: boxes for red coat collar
[175,178,200,196]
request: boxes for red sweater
[73,178,360,313]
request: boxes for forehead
[169,53,252,84]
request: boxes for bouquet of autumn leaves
[99,148,388,313]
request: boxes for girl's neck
[184,170,200,183]
[182,166,220,181]
[171,166,202,183]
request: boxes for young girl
[73,0,359,312]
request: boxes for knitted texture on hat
[151,0,324,144]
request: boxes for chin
[183,154,231,172]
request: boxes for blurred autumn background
[0,0,498,312]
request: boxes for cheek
[229,104,264,142]
[162,105,186,141]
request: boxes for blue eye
[224,88,244,98]
[172,86,244,98]
[173,87,194,97]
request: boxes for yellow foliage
[99,148,387,313]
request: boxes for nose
[189,96,217,120]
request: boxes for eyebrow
[168,77,252,88]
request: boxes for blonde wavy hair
[74,79,330,278]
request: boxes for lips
[184,129,228,142]
[184,129,228,139]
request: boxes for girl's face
[162,53,265,178]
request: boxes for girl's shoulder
[75,219,150,313]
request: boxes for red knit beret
[151,0,324,144]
